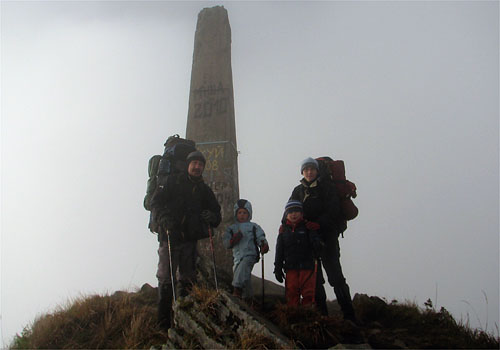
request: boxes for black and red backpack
[316,156,359,231]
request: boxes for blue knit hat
[284,200,303,215]
[300,157,319,173]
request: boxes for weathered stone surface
[352,293,389,324]
[164,290,292,349]
[186,5,238,278]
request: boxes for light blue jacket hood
[233,199,253,220]
[223,199,267,263]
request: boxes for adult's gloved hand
[312,240,325,258]
[306,221,321,231]
[260,243,269,254]
[159,215,174,232]
[201,210,217,224]
[229,231,243,247]
[274,267,284,283]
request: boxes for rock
[166,289,291,349]
[353,293,388,324]
[140,283,155,293]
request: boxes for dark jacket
[150,172,221,242]
[290,177,342,234]
[274,219,321,272]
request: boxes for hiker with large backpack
[146,137,222,330]
[223,199,269,302]
[289,157,357,323]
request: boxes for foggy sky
[1,1,498,345]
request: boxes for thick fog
[1,1,498,345]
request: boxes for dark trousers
[156,237,198,329]
[157,238,198,288]
[315,233,355,319]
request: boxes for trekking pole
[166,229,177,303]
[208,226,219,291]
[261,251,265,309]
[312,259,318,304]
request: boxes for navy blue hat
[285,200,303,215]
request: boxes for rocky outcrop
[162,290,291,349]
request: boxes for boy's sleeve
[255,224,267,246]
[274,231,284,270]
[222,225,234,249]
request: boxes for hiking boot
[244,297,255,309]
[232,287,243,299]
[343,311,360,326]
[334,284,359,324]
[158,282,173,330]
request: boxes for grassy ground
[10,285,166,349]
[9,285,500,349]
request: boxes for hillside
[10,257,499,349]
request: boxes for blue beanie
[285,200,303,214]
[300,157,319,173]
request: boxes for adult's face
[188,160,205,177]
[302,166,318,183]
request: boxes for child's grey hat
[300,157,319,173]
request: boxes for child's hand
[229,231,243,247]
[312,240,325,258]
[260,243,269,254]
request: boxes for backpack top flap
[164,143,196,161]
[317,156,346,181]
[158,135,197,176]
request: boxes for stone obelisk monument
[186,6,238,277]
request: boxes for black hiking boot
[158,282,173,331]
[334,284,360,325]
[232,287,243,299]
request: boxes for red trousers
[285,269,317,306]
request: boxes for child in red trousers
[274,200,324,306]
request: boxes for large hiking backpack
[316,156,359,229]
[144,134,197,232]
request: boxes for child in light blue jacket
[223,199,269,299]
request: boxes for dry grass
[236,329,283,350]
[190,284,220,313]
[10,286,499,350]
[269,302,345,349]
[357,298,500,349]
[10,290,166,349]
